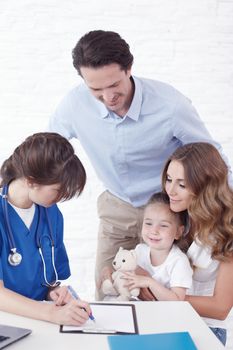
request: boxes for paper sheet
[61,303,138,334]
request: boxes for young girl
[162,142,233,345]
[0,132,92,325]
[124,192,193,301]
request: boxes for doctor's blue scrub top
[0,200,71,300]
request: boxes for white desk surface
[0,301,224,350]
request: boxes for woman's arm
[185,258,233,319]
[0,281,91,325]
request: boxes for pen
[67,285,95,322]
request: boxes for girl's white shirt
[187,240,226,328]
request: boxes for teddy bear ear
[130,250,136,258]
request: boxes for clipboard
[60,303,139,335]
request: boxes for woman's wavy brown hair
[162,142,233,261]
[0,132,86,201]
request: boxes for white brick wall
[0,1,232,348]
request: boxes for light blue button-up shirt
[49,76,225,207]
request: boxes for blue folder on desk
[108,331,197,350]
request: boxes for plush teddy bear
[102,247,140,301]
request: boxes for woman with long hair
[162,142,233,345]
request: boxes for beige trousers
[95,191,145,300]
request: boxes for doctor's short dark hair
[0,132,86,201]
[72,30,134,75]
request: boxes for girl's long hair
[162,142,233,260]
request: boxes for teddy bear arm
[130,287,140,297]
[102,279,118,296]
[111,271,118,280]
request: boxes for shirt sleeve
[0,235,3,280]
[135,243,147,268]
[172,94,212,143]
[169,254,193,289]
[47,90,77,140]
[172,94,233,185]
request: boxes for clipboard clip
[82,328,117,334]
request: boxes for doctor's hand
[48,285,73,306]
[135,266,156,301]
[49,299,92,326]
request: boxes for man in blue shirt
[48,30,231,300]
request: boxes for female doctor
[0,132,92,325]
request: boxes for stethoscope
[1,185,60,288]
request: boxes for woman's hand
[49,299,92,326]
[48,285,73,306]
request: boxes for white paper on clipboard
[60,303,138,334]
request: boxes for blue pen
[67,285,95,322]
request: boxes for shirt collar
[99,102,109,119]
[98,76,142,121]
[125,76,142,121]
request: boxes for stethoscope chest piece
[8,249,22,266]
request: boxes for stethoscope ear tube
[2,186,22,266]
[39,246,59,288]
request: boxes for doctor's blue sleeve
[52,206,71,280]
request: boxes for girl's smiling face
[142,203,184,252]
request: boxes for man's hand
[97,265,114,290]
